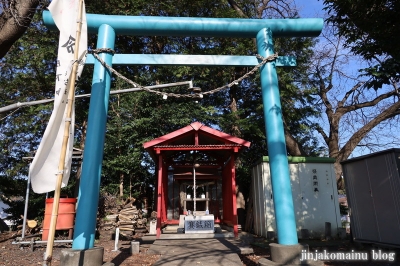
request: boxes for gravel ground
[0,229,160,266]
[1,229,399,265]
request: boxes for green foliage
[0,0,323,219]
[324,0,400,89]
[0,12,54,221]
[0,10,90,220]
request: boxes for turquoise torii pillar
[257,28,297,245]
[43,12,323,249]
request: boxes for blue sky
[293,0,400,158]
[295,0,325,18]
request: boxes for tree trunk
[284,130,307,156]
[0,0,41,59]
[333,161,344,190]
[74,119,87,198]
[119,172,125,198]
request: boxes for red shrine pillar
[156,153,163,238]
[230,154,238,237]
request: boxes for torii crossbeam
[43,12,323,251]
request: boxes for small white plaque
[184,214,214,233]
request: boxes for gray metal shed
[341,148,400,246]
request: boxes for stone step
[159,232,235,239]
[158,224,233,239]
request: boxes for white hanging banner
[30,0,87,193]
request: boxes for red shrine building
[143,122,250,238]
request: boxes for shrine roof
[144,122,250,149]
[143,122,250,163]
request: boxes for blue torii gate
[43,12,323,250]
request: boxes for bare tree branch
[339,87,399,114]
[310,24,400,187]
[315,124,329,145]
[338,101,400,161]
[227,0,247,18]
[337,82,364,108]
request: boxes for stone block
[270,243,307,265]
[325,222,331,239]
[179,215,185,228]
[237,246,254,255]
[130,241,140,254]
[60,247,104,266]
[149,220,157,235]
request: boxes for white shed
[251,156,342,239]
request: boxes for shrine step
[160,224,233,239]
[162,225,180,234]
[159,231,235,239]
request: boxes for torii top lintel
[43,11,323,38]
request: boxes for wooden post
[43,1,85,265]
[206,185,209,211]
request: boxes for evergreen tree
[0,0,322,219]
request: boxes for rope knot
[90,48,116,55]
